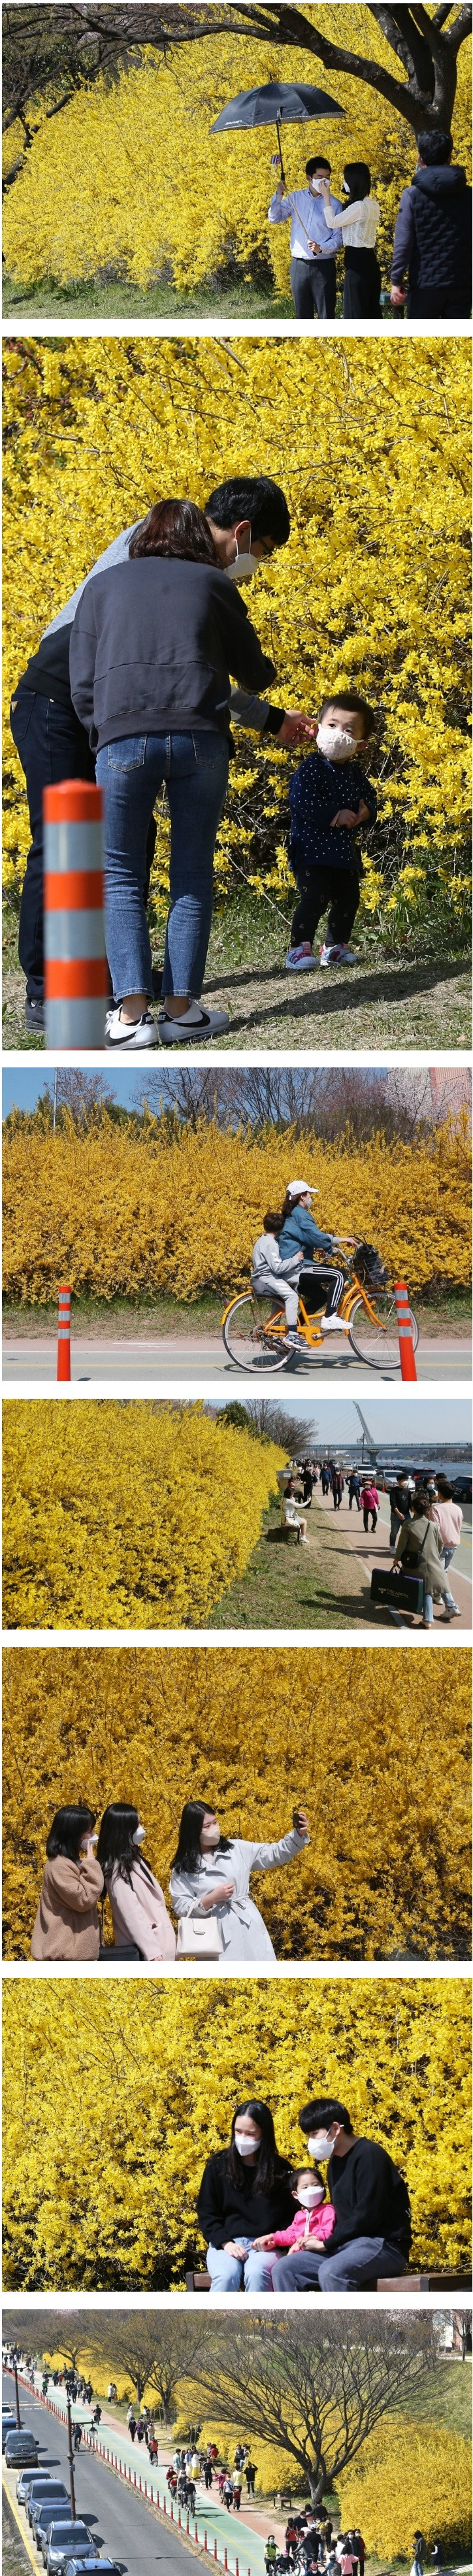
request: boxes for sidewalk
[311,1488,471,1631]
[25,2376,302,2562]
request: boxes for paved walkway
[23,2377,299,2571]
[310,1487,472,1631]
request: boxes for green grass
[3,1285,470,1339]
[2,269,295,322]
[207,1492,362,1630]
[393,2355,472,2442]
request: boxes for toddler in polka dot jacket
[285,690,378,973]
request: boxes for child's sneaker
[319,942,357,968]
[285,942,316,972]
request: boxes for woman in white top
[169,1797,310,1962]
[320,160,382,318]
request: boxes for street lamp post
[13,2361,21,2428]
[66,2392,76,2522]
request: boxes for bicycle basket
[353,1240,389,1288]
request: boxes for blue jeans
[10,683,95,1001]
[206,2235,279,2293]
[422,1582,457,1626]
[271,2236,408,2293]
[95,731,229,1003]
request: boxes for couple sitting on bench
[196,2092,412,2292]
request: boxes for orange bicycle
[221,1239,419,1374]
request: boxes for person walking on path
[348,1472,361,1513]
[31,1805,103,1960]
[246,2460,256,2494]
[389,1474,411,1550]
[170,1797,309,1963]
[333,1469,344,1511]
[393,1489,460,1628]
[361,1479,379,1534]
[265,2541,278,2573]
[268,154,342,318]
[431,1481,463,1579]
[204,2458,213,2490]
[391,130,472,318]
[319,162,382,317]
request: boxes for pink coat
[271,2203,336,2249]
[361,1484,379,1509]
[108,1861,176,1959]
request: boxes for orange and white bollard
[394,1280,417,1382]
[44,778,108,1048]
[57,1285,71,1382]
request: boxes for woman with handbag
[393,1488,460,1628]
[170,1798,310,1964]
[31,1805,103,1958]
[197,2099,295,2292]
[96,1803,176,1958]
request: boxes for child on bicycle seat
[252,2169,336,2258]
[285,691,378,974]
[252,1177,355,1339]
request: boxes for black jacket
[391,166,472,294]
[197,2147,294,2248]
[69,558,276,752]
[327,2135,412,2254]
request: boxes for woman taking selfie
[31,1805,103,1958]
[170,1798,310,1962]
[97,1803,176,1958]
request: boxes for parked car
[451,1475,472,1503]
[29,2484,69,2530]
[32,2492,69,2543]
[18,2471,54,2507]
[2,2411,18,2449]
[65,2564,115,2576]
[44,2522,95,2573]
[5,2430,39,2467]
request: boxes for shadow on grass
[205,954,471,1036]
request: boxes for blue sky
[211,1395,471,1447]
[2,1069,145,1115]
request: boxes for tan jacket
[31,1854,103,1959]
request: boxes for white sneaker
[105,1007,158,1048]
[320,1313,350,1334]
[285,942,316,972]
[319,942,357,968]
[158,1001,230,1043]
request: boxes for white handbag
[176,1911,223,1959]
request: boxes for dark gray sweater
[69,556,276,752]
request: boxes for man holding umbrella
[269,156,344,318]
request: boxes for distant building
[434,2308,472,2354]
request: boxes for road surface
[2,2377,204,2576]
[3,1333,471,1384]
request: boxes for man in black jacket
[391,131,472,319]
[10,472,312,1034]
[271,2094,412,2291]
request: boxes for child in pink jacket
[252,2168,336,2263]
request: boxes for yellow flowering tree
[2,1399,284,1631]
[3,1103,471,1305]
[3,1977,471,2287]
[338,2415,472,2556]
[3,10,472,294]
[3,335,470,950]
[3,1644,471,1962]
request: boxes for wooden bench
[185,2267,472,2293]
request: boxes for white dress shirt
[326,192,380,247]
[269,186,342,259]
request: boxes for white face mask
[342,179,351,195]
[235,2133,260,2157]
[317,724,359,763]
[226,531,259,585]
[297,2184,325,2208]
[132,1824,146,1845]
[309,177,325,194]
[202,1821,220,1847]
[307,2130,335,2160]
[79,1833,97,1855]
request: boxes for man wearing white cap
[252,1180,355,1344]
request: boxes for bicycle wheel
[222,1292,291,1372]
[348,1292,419,1371]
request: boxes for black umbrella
[211,78,344,187]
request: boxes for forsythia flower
[3,1976,471,2287]
[338,2419,472,2556]
[3,1645,470,1962]
[3,1108,471,1304]
[3,337,470,924]
[2,1400,284,1631]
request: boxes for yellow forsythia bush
[2,1401,284,1631]
[3,1109,472,1305]
[3,1645,471,1962]
[3,337,470,933]
[3,1977,471,2288]
[338,2417,472,2556]
[3,14,471,292]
